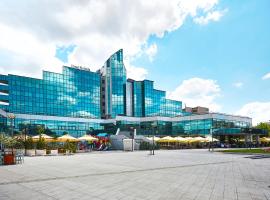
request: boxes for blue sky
[0,0,269,124]
[129,0,270,118]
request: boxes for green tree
[36,137,46,150]
[256,122,270,136]
[24,137,35,149]
[36,125,45,135]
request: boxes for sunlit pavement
[0,149,269,200]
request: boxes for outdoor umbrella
[184,137,195,142]
[32,134,54,142]
[174,136,188,143]
[260,137,270,143]
[193,136,207,143]
[57,134,78,142]
[205,136,219,142]
[14,134,30,140]
[158,136,176,143]
[78,135,98,142]
[146,136,160,141]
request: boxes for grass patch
[220,148,270,154]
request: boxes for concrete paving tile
[0,150,269,200]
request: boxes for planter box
[36,149,46,156]
[26,149,36,156]
[4,154,15,165]
[50,149,58,156]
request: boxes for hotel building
[0,49,263,140]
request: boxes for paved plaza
[0,149,270,200]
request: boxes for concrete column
[244,134,249,147]
[255,135,260,145]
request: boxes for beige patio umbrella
[174,136,188,143]
[14,134,30,140]
[32,134,54,142]
[193,136,207,143]
[260,137,270,143]
[78,135,98,142]
[158,136,176,143]
[184,137,195,142]
[57,134,79,142]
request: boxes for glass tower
[100,49,126,118]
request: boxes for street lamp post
[208,128,215,152]
[151,122,157,155]
[147,127,152,155]
[212,129,214,152]
[130,126,134,152]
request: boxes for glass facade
[142,80,182,117]
[14,117,102,137]
[8,66,100,118]
[133,81,143,117]
[0,49,253,137]
[101,49,126,118]
[171,114,252,136]
[115,114,252,137]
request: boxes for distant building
[183,106,209,115]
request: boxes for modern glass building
[0,49,263,139]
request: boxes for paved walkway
[0,149,269,200]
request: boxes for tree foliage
[24,137,35,149]
[256,122,270,136]
[36,136,46,149]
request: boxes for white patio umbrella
[146,136,160,141]
[32,134,53,142]
[193,136,207,143]
[205,136,219,142]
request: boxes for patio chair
[15,153,24,164]
[0,154,3,165]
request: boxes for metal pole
[148,128,152,155]
[208,128,212,151]
[212,130,214,152]
[10,118,13,137]
[152,128,155,155]
[132,130,134,152]
[130,127,134,152]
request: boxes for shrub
[64,140,76,153]
[139,141,160,150]
[36,137,46,150]
[24,137,35,149]
[46,142,59,150]
[14,138,25,149]
[2,136,17,149]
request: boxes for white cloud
[126,65,148,81]
[145,43,158,62]
[168,77,221,111]
[0,0,222,80]
[233,82,243,88]
[236,102,270,125]
[194,9,227,25]
[262,72,270,80]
